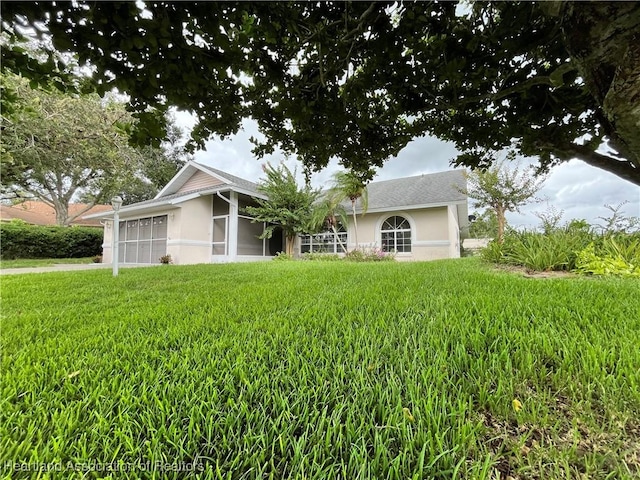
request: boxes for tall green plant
[309,193,349,253]
[244,163,319,256]
[328,171,368,249]
[462,152,547,244]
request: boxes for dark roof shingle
[356,170,466,212]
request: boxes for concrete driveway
[0,263,160,275]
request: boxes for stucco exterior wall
[447,205,461,258]
[346,207,455,261]
[167,196,212,265]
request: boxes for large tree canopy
[0,73,142,225]
[2,2,638,185]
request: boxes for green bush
[480,224,595,271]
[272,251,294,261]
[0,221,103,259]
[575,235,640,277]
[480,223,640,276]
[504,228,594,271]
[344,247,396,262]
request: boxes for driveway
[0,263,160,275]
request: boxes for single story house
[86,161,468,264]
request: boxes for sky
[174,113,640,231]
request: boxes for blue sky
[175,114,640,230]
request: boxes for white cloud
[174,114,639,230]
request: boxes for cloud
[174,114,639,230]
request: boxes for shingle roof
[86,165,466,219]
[355,170,466,212]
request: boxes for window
[381,216,411,253]
[118,215,168,263]
[300,225,347,254]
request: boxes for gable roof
[84,161,264,219]
[156,161,259,199]
[361,170,466,213]
[84,162,467,221]
[0,201,111,226]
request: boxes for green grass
[1,258,639,479]
[0,257,97,269]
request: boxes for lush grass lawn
[0,257,97,269]
[1,258,638,479]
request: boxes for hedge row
[0,221,103,259]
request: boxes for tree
[0,74,142,225]
[468,210,499,239]
[309,194,349,254]
[244,163,319,256]
[117,118,192,204]
[327,172,368,250]
[462,152,547,244]
[2,2,639,185]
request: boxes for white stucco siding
[447,205,461,258]
[347,207,454,261]
[168,196,212,264]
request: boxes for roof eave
[82,185,267,220]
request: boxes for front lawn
[1,258,638,479]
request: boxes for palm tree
[309,192,349,253]
[329,171,368,249]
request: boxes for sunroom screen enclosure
[212,192,283,260]
[118,215,167,263]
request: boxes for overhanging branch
[557,143,640,186]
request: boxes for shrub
[159,254,173,264]
[480,240,506,264]
[502,228,594,271]
[344,247,395,262]
[575,235,640,277]
[0,221,103,259]
[272,252,293,261]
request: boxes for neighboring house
[0,201,112,227]
[86,160,468,265]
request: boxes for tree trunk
[557,2,640,181]
[54,201,70,226]
[351,199,358,250]
[332,225,347,253]
[285,235,295,256]
[496,206,506,244]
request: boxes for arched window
[381,216,411,253]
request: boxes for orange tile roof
[0,201,111,227]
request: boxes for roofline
[154,160,235,199]
[82,185,268,219]
[356,199,467,215]
[368,169,465,186]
